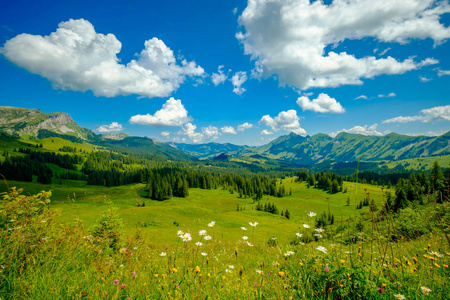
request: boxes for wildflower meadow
[0,178,449,299]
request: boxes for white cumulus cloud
[231,71,248,95]
[237,122,253,132]
[1,19,204,98]
[177,123,220,143]
[377,92,396,98]
[237,0,446,90]
[383,105,450,123]
[97,122,124,133]
[211,65,228,86]
[177,123,204,143]
[160,131,170,138]
[438,70,450,76]
[260,129,273,135]
[221,126,237,134]
[296,93,345,113]
[259,110,306,135]
[202,126,220,140]
[129,97,192,126]
[329,124,384,137]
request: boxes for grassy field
[1,177,448,299]
[1,177,388,246]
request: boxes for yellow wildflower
[195,266,200,273]
[340,260,346,263]
[278,271,285,277]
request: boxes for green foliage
[91,204,124,250]
[0,187,51,227]
[297,170,343,193]
[267,236,278,247]
[394,207,428,239]
[255,201,279,215]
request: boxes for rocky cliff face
[0,106,88,139]
[0,107,41,118]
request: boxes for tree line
[295,170,344,193]
[0,154,52,184]
[385,161,448,214]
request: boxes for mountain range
[1,106,449,168]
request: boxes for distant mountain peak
[0,106,89,140]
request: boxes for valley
[0,106,449,299]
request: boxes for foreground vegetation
[1,174,449,299]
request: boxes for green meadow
[1,175,449,299]
[1,177,385,244]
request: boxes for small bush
[91,204,124,250]
[393,207,427,239]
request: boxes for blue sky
[1,0,449,145]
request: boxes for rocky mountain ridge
[0,106,86,140]
[1,106,448,166]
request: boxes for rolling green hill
[1,106,449,169]
[0,106,196,161]
[180,131,450,170]
[175,142,245,159]
[241,131,450,165]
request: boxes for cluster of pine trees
[356,194,376,211]
[255,201,279,214]
[59,146,81,153]
[384,161,448,213]
[314,211,335,228]
[144,167,292,201]
[344,170,411,187]
[146,168,190,200]
[252,201,290,219]
[18,148,82,170]
[0,154,52,184]
[219,174,289,200]
[82,151,145,186]
[296,170,344,193]
[58,171,87,181]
